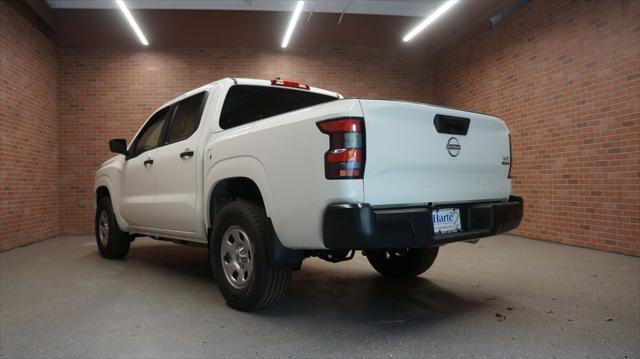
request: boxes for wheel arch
[204,156,275,230]
[208,177,266,227]
[94,176,129,231]
[95,185,110,204]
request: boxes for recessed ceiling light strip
[403,0,459,42]
[115,0,149,46]
[281,1,305,48]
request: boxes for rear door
[360,100,511,206]
[150,92,207,234]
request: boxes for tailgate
[360,99,511,206]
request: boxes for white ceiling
[46,0,444,17]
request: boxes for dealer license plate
[432,208,462,234]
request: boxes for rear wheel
[210,200,291,311]
[366,247,439,278]
[95,196,131,259]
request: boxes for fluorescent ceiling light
[403,0,459,42]
[116,0,149,46]
[281,1,304,48]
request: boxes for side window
[131,106,171,157]
[165,92,206,144]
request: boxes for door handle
[180,150,194,159]
[144,158,154,166]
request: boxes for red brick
[435,0,640,256]
[0,2,59,251]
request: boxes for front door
[119,106,171,229]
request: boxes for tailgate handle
[434,115,470,136]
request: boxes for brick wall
[57,46,435,234]
[0,2,58,251]
[435,0,640,255]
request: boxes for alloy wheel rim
[98,211,109,247]
[220,225,254,290]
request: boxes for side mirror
[109,138,128,155]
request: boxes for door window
[131,106,171,157]
[165,92,207,144]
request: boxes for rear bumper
[322,196,523,249]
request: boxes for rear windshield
[219,85,336,129]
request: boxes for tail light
[508,134,513,179]
[317,117,365,179]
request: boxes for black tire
[210,200,291,311]
[366,247,439,278]
[95,196,131,259]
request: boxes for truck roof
[163,77,342,110]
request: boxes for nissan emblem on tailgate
[446,137,461,157]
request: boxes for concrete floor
[0,235,638,358]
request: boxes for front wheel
[210,200,291,311]
[95,197,131,259]
[366,247,439,278]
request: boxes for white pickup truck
[94,77,522,311]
